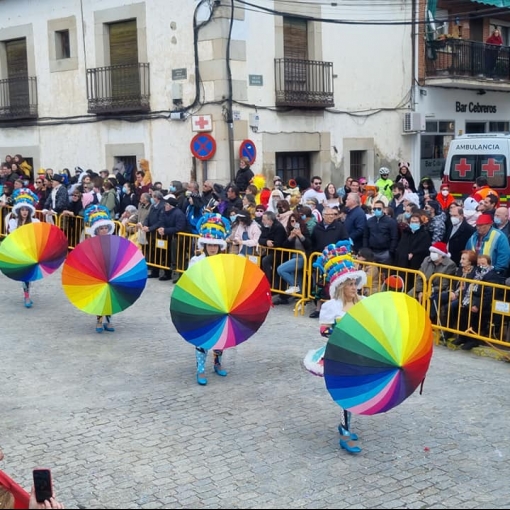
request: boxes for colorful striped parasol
[324,292,433,415]
[62,235,147,315]
[170,254,272,350]
[0,222,68,281]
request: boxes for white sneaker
[285,286,301,294]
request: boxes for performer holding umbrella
[170,213,272,386]
[304,241,434,455]
[0,188,68,308]
[62,205,148,334]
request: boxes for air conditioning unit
[403,112,425,133]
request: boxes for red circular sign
[239,139,256,165]
[190,133,216,161]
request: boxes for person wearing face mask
[275,199,292,229]
[119,181,137,213]
[362,200,398,264]
[142,191,166,278]
[298,205,317,235]
[395,213,432,292]
[253,204,266,226]
[409,241,457,305]
[453,254,505,350]
[494,206,510,241]
[442,205,474,266]
[437,184,454,212]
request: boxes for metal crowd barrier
[237,245,308,316]
[427,273,510,350]
[304,252,428,309]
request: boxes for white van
[443,133,509,202]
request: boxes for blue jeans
[277,254,304,289]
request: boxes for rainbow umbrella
[62,235,147,315]
[170,254,272,350]
[324,292,433,415]
[0,222,68,281]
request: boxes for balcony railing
[275,58,334,108]
[0,76,38,120]
[86,63,150,114]
[426,38,510,82]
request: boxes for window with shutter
[109,20,140,101]
[283,18,308,96]
[6,38,29,110]
[283,18,308,60]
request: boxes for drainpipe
[226,0,236,182]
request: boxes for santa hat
[12,188,38,216]
[429,241,450,258]
[312,240,366,297]
[84,204,114,236]
[440,183,450,190]
[196,213,231,250]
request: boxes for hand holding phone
[33,468,52,503]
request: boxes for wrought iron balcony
[0,76,38,120]
[425,38,510,84]
[86,63,150,114]
[275,58,334,108]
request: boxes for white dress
[303,296,365,377]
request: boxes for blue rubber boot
[338,411,358,440]
[103,315,115,332]
[339,426,362,454]
[213,350,227,377]
[196,348,208,385]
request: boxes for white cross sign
[191,114,212,132]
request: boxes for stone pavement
[1,271,510,509]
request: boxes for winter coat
[395,226,431,271]
[234,167,254,192]
[311,221,349,252]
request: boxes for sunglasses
[373,207,383,211]
[35,180,42,184]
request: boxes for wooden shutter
[283,18,308,60]
[108,20,139,101]
[109,20,138,65]
[6,38,28,77]
[6,38,29,110]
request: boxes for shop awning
[469,0,510,7]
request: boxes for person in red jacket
[437,183,455,211]
[485,28,503,78]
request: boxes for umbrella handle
[419,377,426,395]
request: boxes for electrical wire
[235,0,510,25]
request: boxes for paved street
[1,271,510,509]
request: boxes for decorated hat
[12,188,38,216]
[37,168,46,175]
[84,204,114,236]
[429,241,450,258]
[196,213,231,250]
[312,240,367,297]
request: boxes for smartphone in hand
[33,468,52,503]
